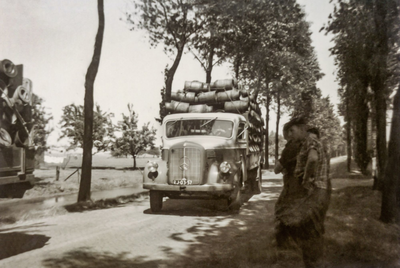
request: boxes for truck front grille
[169,147,202,185]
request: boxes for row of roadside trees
[128,0,399,223]
[325,0,400,223]
[127,0,343,168]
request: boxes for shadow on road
[143,191,254,217]
[0,232,50,260]
[41,183,286,268]
[42,248,164,268]
[0,222,53,260]
[143,178,282,217]
[40,183,400,268]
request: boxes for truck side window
[237,122,246,140]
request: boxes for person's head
[286,117,308,142]
[283,123,290,140]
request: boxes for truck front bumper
[143,183,233,193]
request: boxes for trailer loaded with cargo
[0,59,35,198]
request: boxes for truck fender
[143,160,168,184]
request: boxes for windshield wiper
[200,117,217,128]
[238,126,248,138]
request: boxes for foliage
[230,0,323,161]
[186,0,233,82]
[326,0,400,222]
[268,131,285,159]
[307,94,344,159]
[126,0,202,101]
[111,104,157,169]
[326,0,400,177]
[155,65,169,124]
[31,93,53,155]
[59,103,114,153]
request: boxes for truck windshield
[166,119,234,138]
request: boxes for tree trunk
[346,93,352,172]
[264,94,271,170]
[346,121,352,172]
[275,90,281,161]
[234,55,241,80]
[165,45,184,102]
[133,155,137,170]
[374,89,388,189]
[205,46,215,84]
[372,0,389,190]
[353,83,370,175]
[380,85,400,223]
[78,0,104,202]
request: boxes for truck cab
[143,112,262,212]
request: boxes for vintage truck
[0,59,35,198]
[143,79,264,212]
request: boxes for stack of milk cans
[165,79,263,152]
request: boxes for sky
[0,0,338,147]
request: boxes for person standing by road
[274,122,304,248]
[275,117,331,268]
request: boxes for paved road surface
[0,174,283,268]
[0,171,373,268]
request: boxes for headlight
[147,161,158,173]
[219,161,231,174]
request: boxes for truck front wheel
[150,190,163,212]
[228,181,242,211]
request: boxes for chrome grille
[169,147,202,184]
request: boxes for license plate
[173,178,193,185]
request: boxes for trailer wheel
[150,190,163,212]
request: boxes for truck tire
[251,166,263,194]
[228,180,242,211]
[150,190,163,212]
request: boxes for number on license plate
[173,179,193,185]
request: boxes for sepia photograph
[0,0,399,267]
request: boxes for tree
[127,0,201,102]
[78,0,104,202]
[307,94,343,160]
[381,84,400,223]
[224,0,323,164]
[112,104,157,169]
[326,0,399,181]
[31,93,53,164]
[327,0,400,222]
[59,103,114,153]
[186,0,232,83]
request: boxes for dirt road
[0,176,283,268]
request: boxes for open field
[43,152,157,169]
[21,155,156,199]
